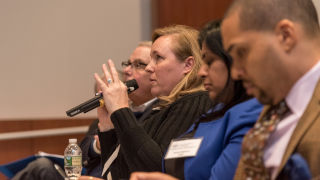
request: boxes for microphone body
[66,79,139,117]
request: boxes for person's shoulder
[174,91,209,104]
[167,91,211,109]
[223,98,263,125]
[228,98,263,114]
[222,98,263,133]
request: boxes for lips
[150,78,157,85]
[243,82,251,88]
[203,84,212,90]
[243,82,255,95]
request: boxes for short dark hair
[225,0,320,36]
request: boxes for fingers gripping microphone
[66,79,139,117]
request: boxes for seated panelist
[129,20,263,180]
[90,25,213,180]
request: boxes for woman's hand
[95,59,129,114]
[130,172,179,180]
[94,60,129,127]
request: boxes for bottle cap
[69,138,77,143]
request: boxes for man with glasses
[121,41,155,118]
[80,41,156,178]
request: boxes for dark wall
[152,0,234,30]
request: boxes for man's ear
[275,19,297,53]
[183,56,195,74]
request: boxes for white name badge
[164,137,203,159]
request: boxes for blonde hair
[138,41,152,48]
[152,25,205,107]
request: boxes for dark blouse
[98,91,213,179]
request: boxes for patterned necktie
[242,100,290,180]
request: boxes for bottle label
[64,156,82,166]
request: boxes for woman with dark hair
[130,20,263,180]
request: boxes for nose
[145,59,155,73]
[123,66,133,78]
[230,64,244,80]
[198,64,208,79]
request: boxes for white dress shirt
[264,61,320,179]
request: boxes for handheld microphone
[66,79,139,117]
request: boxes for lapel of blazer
[276,79,320,176]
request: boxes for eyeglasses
[121,60,148,70]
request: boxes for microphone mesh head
[125,79,139,93]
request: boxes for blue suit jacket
[183,98,262,180]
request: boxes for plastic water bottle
[64,138,82,180]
